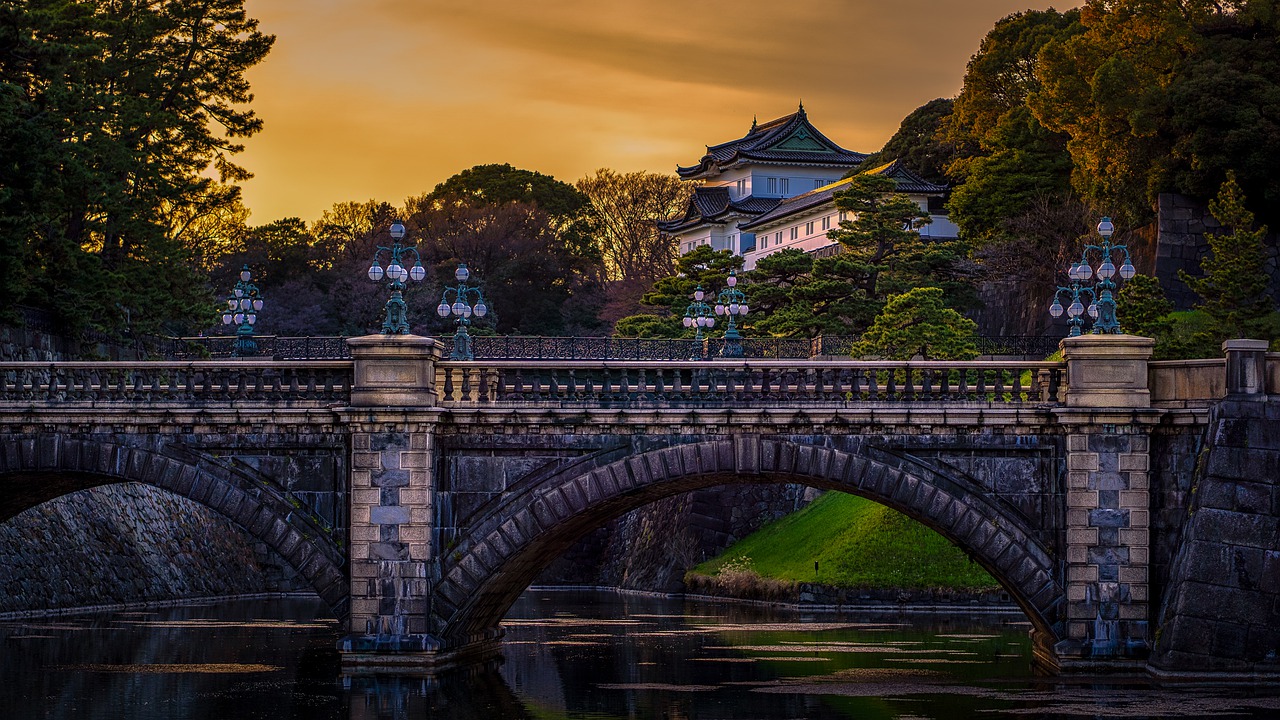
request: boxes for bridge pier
[336,335,459,669]
[1052,334,1159,669]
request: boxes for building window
[775,231,782,245]
[735,179,746,197]
[766,177,777,194]
[839,211,848,221]
[790,227,798,240]
[805,221,814,235]
[821,216,830,230]
[780,178,790,195]
[814,178,825,191]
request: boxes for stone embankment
[0,483,305,615]
[1151,397,1280,674]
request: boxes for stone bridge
[1,335,1277,674]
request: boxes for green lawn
[691,491,999,591]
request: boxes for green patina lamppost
[435,263,489,361]
[682,285,715,359]
[1049,217,1136,335]
[714,270,749,358]
[221,265,263,357]
[367,221,427,334]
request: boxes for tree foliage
[1179,173,1275,335]
[859,98,958,184]
[943,9,1080,246]
[851,287,979,360]
[0,0,274,334]
[612,245,741,338]
[575,168,692,283]
[1031,0,1280,224]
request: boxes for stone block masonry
[1150,398,1280,674]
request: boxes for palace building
[659,106,958,270]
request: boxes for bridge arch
[0,434,347,616]
[437,436,1063,653]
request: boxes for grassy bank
[689,491,998,592]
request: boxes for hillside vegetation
[690,492,999,591]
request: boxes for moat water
[2,590,1278,719]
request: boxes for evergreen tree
[1179,173,1276,336]
[0,0,274,336]
[851,287,979,360]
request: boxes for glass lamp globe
[409,262,426,282]
[452,300,466,316]
[368,263,384,281]
[437,302,450,318]
[1088,303,1099,319]
[1050,301,1064,318]
[694,287,704,302]
[683,316,693,328]
[461,304,472,318]
[726,273,737,288]
[714,304,725,316]
[1097,217,1115,238]
[227,299,237,310]
[233,312,245,324]
[252,299,263,311]
[455,264,470,283]
[389,222,406,240]
[234,287,244,298]
[222,313,233,325]
[740,303,749,315]
[1119,261,1136,280]
[1068,301,1084,318]
[474,302,487,317]
[1098,260,1115,279]
[729,302,740,315]
[1077,263,1093,280]
[246,314,256,325]
[386,263,403,281]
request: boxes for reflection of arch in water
[439,437,1063,656]
[0,435,347,616]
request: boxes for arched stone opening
[438,437,1063,659]
[0,434,348,617]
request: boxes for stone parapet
[348,334,441,407]
[1061,335,1155,409]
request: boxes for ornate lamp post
[221,265,263,357]
[367,221,427,335]
[435,263,489,361]
[682,286,715,340]
[713,270,749,358]
[682,285,715,360]
[1049,217,1136,336]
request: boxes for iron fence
[162,334,1062,361]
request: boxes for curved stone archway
[0,434,348,617]
[437,436,1063,655]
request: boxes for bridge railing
[0,361,354,404]
[434,359,1066,406]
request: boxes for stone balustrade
[0,361,353,404]
[433,359,1066,406]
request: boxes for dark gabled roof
[739,160,948,232]
[862,159,949,194]
[675,105,867,179]
[656,187,781,234]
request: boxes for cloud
[238,0,1080,223]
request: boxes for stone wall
[0,483,306,614]
[536,484,814,592]
[1150,398,1280,673]
[1155,193,1280,311]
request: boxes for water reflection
[1,592,1278,719]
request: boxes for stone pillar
[338,335,447,667]
[1223,339,1270,399]
[1054,334,1162,668]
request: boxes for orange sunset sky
[237,0,1081,224]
